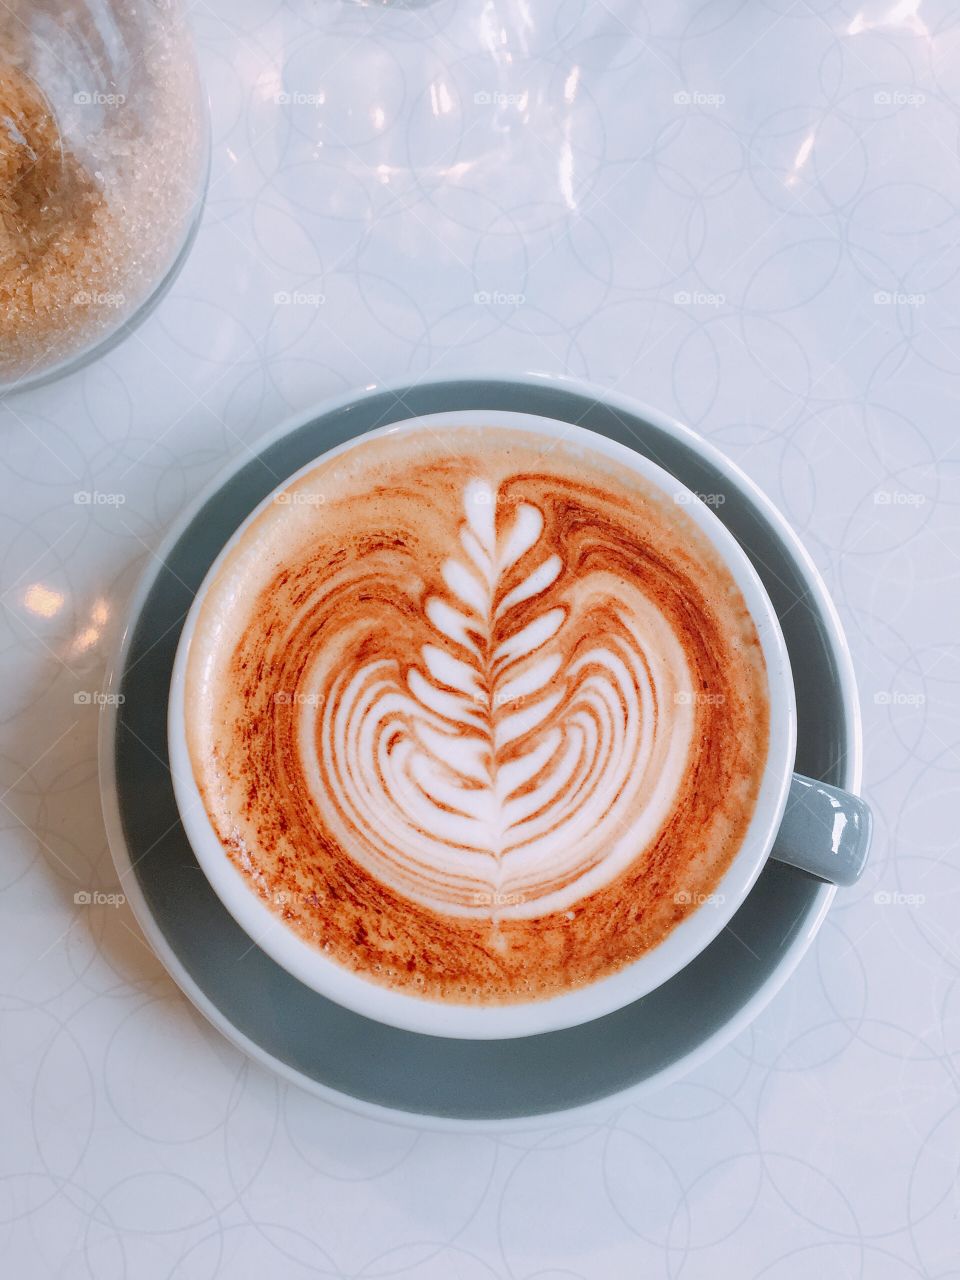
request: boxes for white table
[2,2,957,1276]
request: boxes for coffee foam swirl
[185,428,770,1003]
[300,478,694,917]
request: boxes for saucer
[99,374,862,1128]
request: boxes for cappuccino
[184,426,769,1004]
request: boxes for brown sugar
[0,66,100,264]
[0,65,113,379]
[0,13,205,387]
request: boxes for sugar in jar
[0,0,208,391]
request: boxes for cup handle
[768,773,872,886]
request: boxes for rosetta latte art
[186,428,770,1003]
[302,479,694,917]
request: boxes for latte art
[304,478,694,918]
[185,427,770,1004]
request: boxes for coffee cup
[167,410,870,1039]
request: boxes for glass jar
[0,0,209,393]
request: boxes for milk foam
[183,425,770,1004]
[295,476,695,917]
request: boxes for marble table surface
[1,1,958,1276]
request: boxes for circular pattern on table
[755,1243,930,1279]
[403,57,607,236]
[654,115,745,202]
[1,413,88,492]
[83,1173,220,1273]
[601,1126,690,1250]
[232,1095,498,1276]
[354,1243,507,1280]
[757,1021,956,1239]
[104,997,245,1144]
[284,33,408,152]
[742,238,844,315]
[498,1128,668,1275]
[814,916,869,1031]
[746,107,870,217]
[281,1091,420,1182]
[198,44,247,154]
[265,160,375,271]
[0,1007,93,1216]
[167,1223,337,1279]
[402,58,468,179]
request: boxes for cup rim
[167,408,797,1039]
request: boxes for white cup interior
[167,411,797,1039]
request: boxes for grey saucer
[100,374,862,1127]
